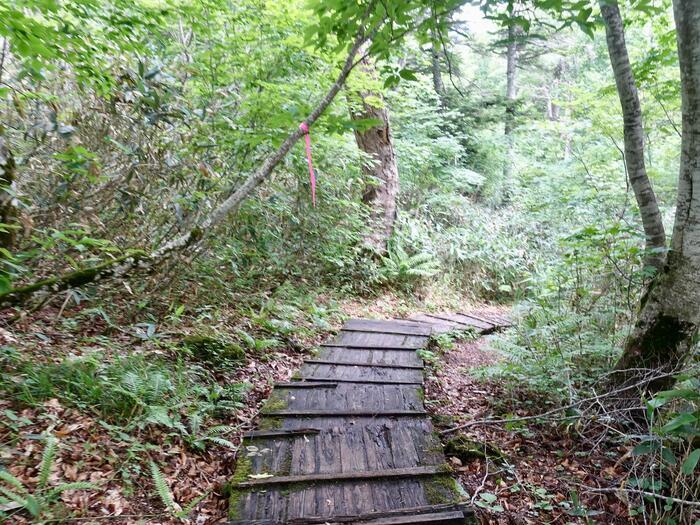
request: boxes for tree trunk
[0,29,373,308]
[0,138,18,251]
[502,24,518,199]
[600,0,666,271]
[613,0,700,393]
[431,28,446,107]
[349,59,399,254]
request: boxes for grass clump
[182,334,246,366]
[2,351,247,435]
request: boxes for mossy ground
[182,334,246,365]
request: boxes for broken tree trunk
[613,0,700,393]
[600,0,667,271]
[0,29,372,308]
[349,57,399,254]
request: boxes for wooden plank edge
[355,510,466,525]
[462,311,512,327]
[294,376,423,385]
[421,313,480,329]
[234,464,450,488]
[320,343,425,350]
[273,381,338,388]
[242,428,321,439]
[455,312,498,328]
[346,317,431,328]
[226,503,474,525]
[262,409,427,417]
[304,359,424,370]
[340,327,433,337]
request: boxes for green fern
[380,243,440,287]
[38,435,57,488]
[150,462,177,513]
[0,435,96,520]
[150,462,208,519]
[0,470,25,492]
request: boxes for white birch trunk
[614,0,700,392]
[600,0,667,270]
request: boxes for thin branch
[440,368,682,435]
[653,93,681,139]
[580,486,700,508]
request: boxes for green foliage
[379,242,440,289]
[182,335,246,366]
[0,435,96,521]
[149,462,208,519]
[2,352,248,449]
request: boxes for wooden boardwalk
[228,313,510,524]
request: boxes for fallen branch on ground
[440,368,685,435]
[580,485,700,508]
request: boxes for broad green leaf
[681,449,700,475]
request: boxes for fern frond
[207,425,236,435]
[176,491,209,518]
[48,482,98,496]
[204,437,238,449]
[150,462,176,513]
[121,371,142,395]
[38,435,57,488]
[0,470,26,492]
[0,485,27,507]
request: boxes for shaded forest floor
[426,336,638,525]
[1,294,644,524]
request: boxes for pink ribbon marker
[299,122,316,207]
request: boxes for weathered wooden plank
[297,376,422,386]
[356,511,466,525]
[343,318,433,336]
[228,503,469,524]
[299,362,420,383]
[274,381,339,388]
[229,316,474,524]
[321,343,424,351]
[315,347,424,366]
[448,313,494,330]
[235,465,448,488]
[421,313,479,329]
[304,359,424,370]
[331,331,428,349]
[463,311,511,327]
[264,409,427,417]
[243,428,321,439]
[407,314,464,332]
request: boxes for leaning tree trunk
[600,0,666,271]
[0,137,18,251]
[349,58,399,254]
[502,24,518,201]
[0,28,374,308]
[613,0,700,393]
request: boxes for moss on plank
[423,474,463,506]
[227,455,253,519]
[260,394,288,414]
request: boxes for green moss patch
[444,435,507,463]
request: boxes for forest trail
[227,312,511,524]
